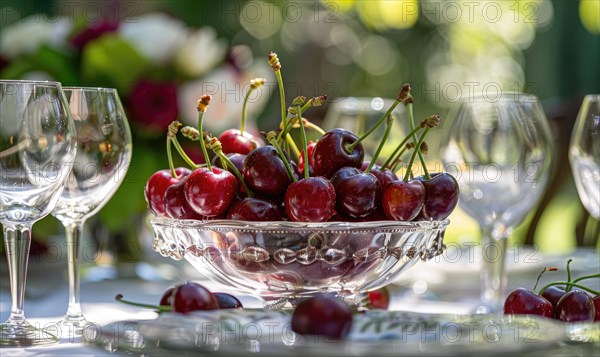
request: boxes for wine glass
[51,87,132,336]
[569,95,600,220]
[0,80,77,346]
[440,93,553,313]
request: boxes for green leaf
[81,35,148,94]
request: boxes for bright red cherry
[555,291,595,322]
[361,163,398,190]
[330,167,381,218]
[145,168,191,216]
[184,167,238,217]
[540,286,565,309]
[227,197,283,221]
[382,180,425,221]
[218,129,259,155]
[291,294,353,339]
[164,176,205,220]
[213,153,247,196]
[368,288,390,310]
[298,140,316,175]
[503,288,553,318]
[312,128,364,179]
[171,282,219,314]
[243,146,293,197]
[284,177,336,222]
[159,287,175,306]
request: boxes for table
[1,248,598,356]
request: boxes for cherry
[415,172,459,220]
[331,167,381,218]
[593,296,600,321]
[382,180,425,221]
[243,146,293,197]
[368,288,390,310]
[159,287,175,306]
[298,140,316,175]
[503,288,553,318]
[311,128,364,179]
[218,129,259,155]
[171,281,219,314]
[213,153,247,195]
[145,168,190,216]
[362,162,398,190]
[213,292,243,309]
[184,166,238,217]
[554,291,595,322]
[285,177,336,222]
[164,176,205,220]
[227,197,283,221]
[291,294,353,339]
[540,286,565,309]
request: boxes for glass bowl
[150,217,448,306]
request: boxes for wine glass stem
[480,224,508,313]
[64,220,85,320]
[3,224,33,324]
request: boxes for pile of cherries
[144,52,459,224]
[504,260,600,322]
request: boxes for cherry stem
[572,273,600,284]
[275,70,287,130]
[366,115,394,174]
[171,136,199,169]
[297,105,310,180]
[277,116,297,142]
[403,127,430,182]
[241,88,253,134]
[166,138,178,178]
[211,140,254,198]
[115,294,171,312]
[299,119,326,135]
[406,103,430,180]
[537,280,600,296]
[346,100,400,153]
[566,259,573,292]
[268,138,297,183]
[532,267,558,292]
[381,125,424,170]
[197,111,212,171]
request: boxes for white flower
[0,16,72,59]
[119,13,187,65]
[178,62,272,133]
[175,27,227,77]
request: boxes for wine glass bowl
[0,80,77,346]
[569,94,600,220]
[440,93,553,313]
[51,87,132,335]
[150,217,448,307]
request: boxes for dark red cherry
[226,197,283,221]
[330,167,381,218]
[540,286,566,309]
[503,288,553,318]
[368,288,389,310]
[184,167,238,217]
[415,172,459,220]
[285,177,336,222]
[555,291,595,322]
[291,293,353,339]
[145,168,190,216]
[171,282,219,313]
[159,287,175,306]
[382,180,425,221]
[164,176,205,220]
[593,296,600,321]
[312,128,364,179]
[243,146,293,197]
[213,292,243,309]
[218,129,259,155]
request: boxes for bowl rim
[150,216,450,233]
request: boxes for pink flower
[128,80,179,132]
[70,21,119,51]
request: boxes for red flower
[70,21,119,51]
[128,80,179,132]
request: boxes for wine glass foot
[0,320,59,347]
[59,316,90,338]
